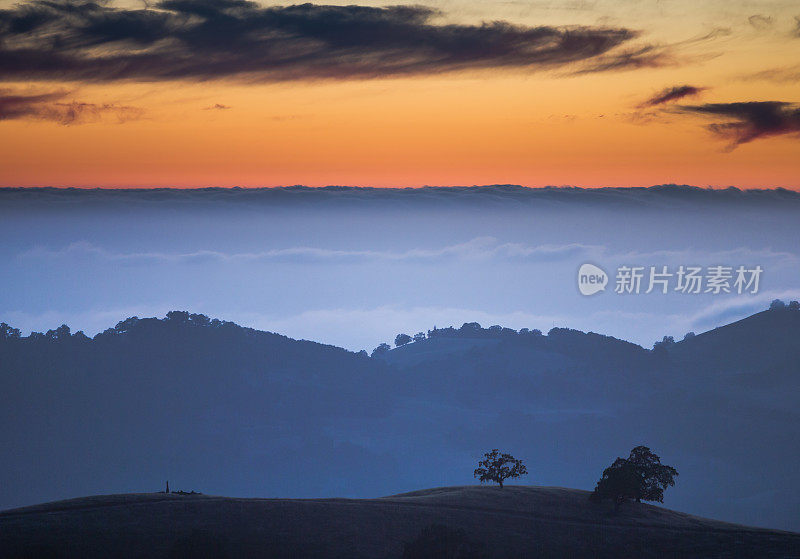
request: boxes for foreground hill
[1,486,797,559]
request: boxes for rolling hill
[0,304,798,531]
[1,486,798,559]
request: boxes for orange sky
[0,0,798,188]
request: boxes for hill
[0,313,401,511]
[376,308,800,530]
[1,486,797,559]
[666,306,800,377]
[0,305,799,531]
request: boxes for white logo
[578,263,608,296]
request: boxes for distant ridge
[1,304,799,532]
[3,301,798,350]
[2,184,800,211]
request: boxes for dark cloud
[573,27,728,75]
[204,103,231,110]
[573,45,669,73]
[794,16,800,37]
[678,102,800,148]
[0,90,67,120]
[743,64,800,84]
[639,85,705,108]
[681,27,733,44]
[748,14,773,30]
[0,0,641,82]
[0,89,143,124]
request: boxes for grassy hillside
[667,307,800,375]
[1,487,797,559]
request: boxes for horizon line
[2,184,800,193]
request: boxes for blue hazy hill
[0,304,798,531]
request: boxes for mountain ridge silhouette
[1,304,798,531]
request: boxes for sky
[0,0,799,188]
[2,186,800,352]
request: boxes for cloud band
[0,0,640,82]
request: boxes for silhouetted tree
[770,299,786,310]
[395,333,412,347]
[589,458,640,512]
[166,310,190,323]
[413,332,426,343]
[653,335,675,350]
[789,300,800,311]
[73,330,90,341]
[591,446,678,512]
[114,317,140,334]
[0,322,21,340]
[460,322,481,334]
[682,331,696,341]
[45,324,71,340]
[630,446,678,502]
[189,313,210,327]
[474,449,527,488]
[371,343,391,357]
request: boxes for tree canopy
[473,449,527,488]
[590,446,678,510]
[395,333,412,347]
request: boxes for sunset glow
[1,0,798,188]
